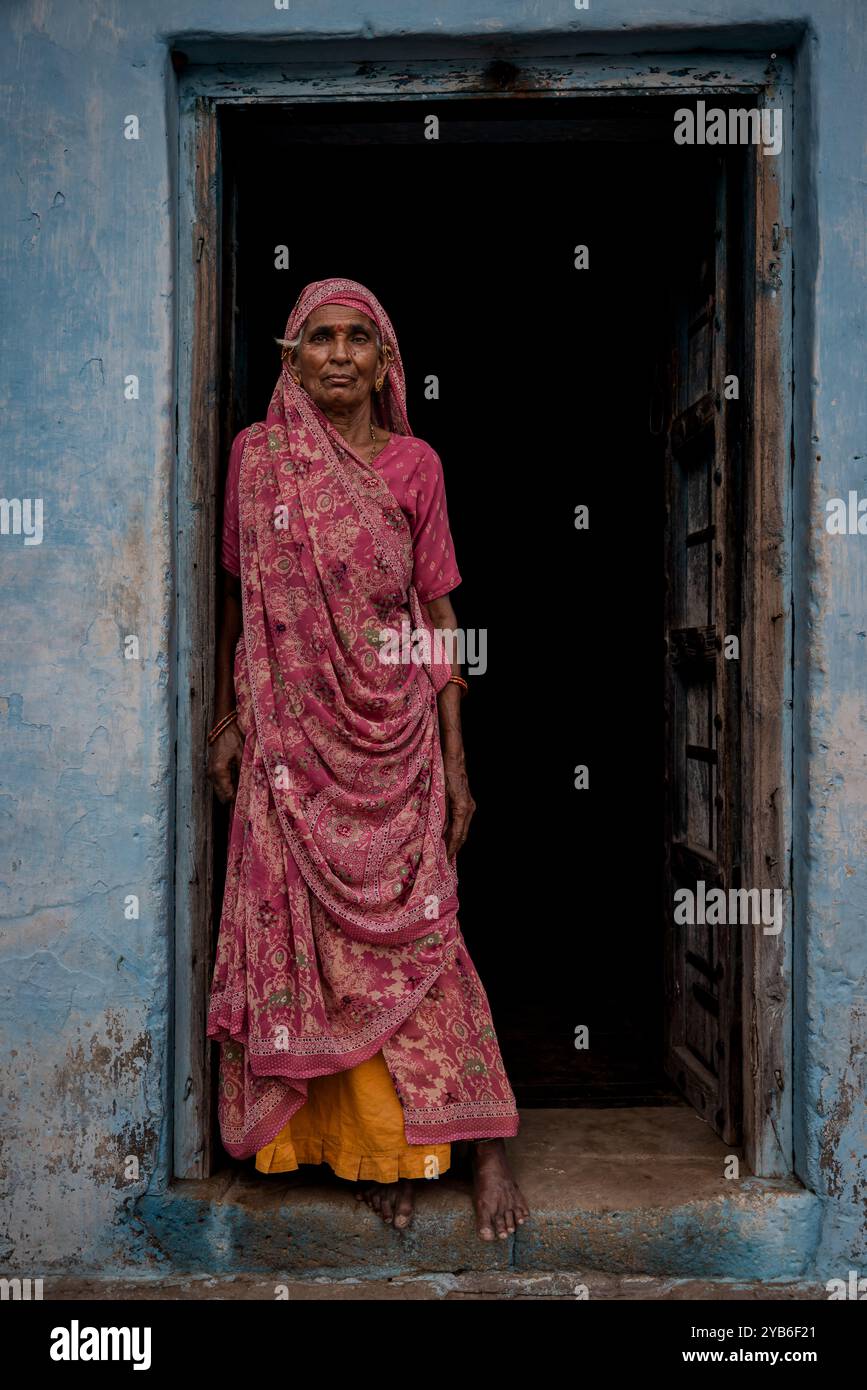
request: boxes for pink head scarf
[280,277,411,436]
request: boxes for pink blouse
[220,427,462,604]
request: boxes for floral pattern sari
[207,278,519,1156]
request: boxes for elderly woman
[206,278,528,1241]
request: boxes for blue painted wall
[0,1,863,1281]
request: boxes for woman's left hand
[443,749,476,860]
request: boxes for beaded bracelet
[208,709,238,744]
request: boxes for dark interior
[212,97,713,1133]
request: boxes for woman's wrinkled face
[290,305,386,414]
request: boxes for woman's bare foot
[354,1178,416,1230]
[471,1139,530,1242]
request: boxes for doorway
[217,96,683,1118]
[175,59,792,1183]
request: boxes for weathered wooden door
[662,152,744,1145]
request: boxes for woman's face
[290,305,386,415]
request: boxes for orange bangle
[447,675,468,693]
[208,710,238,744]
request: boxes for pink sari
[207,278,519,1157]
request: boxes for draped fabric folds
[207,279,519,1157]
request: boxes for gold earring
[374,376,384,392]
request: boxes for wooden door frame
[173,50,794,1180]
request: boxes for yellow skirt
[255,1050,451,1183]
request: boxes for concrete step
[47,1271,831,1300]
[139,1109,820,1281]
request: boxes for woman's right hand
[207,721,245,804]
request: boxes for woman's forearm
[436,681,464,754]
[423,592,475,858]
[423,594,465,754]
[214,575,243,721]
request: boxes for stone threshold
[137,1108,820,1281]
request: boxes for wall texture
[0,0,863,1280]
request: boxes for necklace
[368,419,385,463]
[336,421,388,463]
